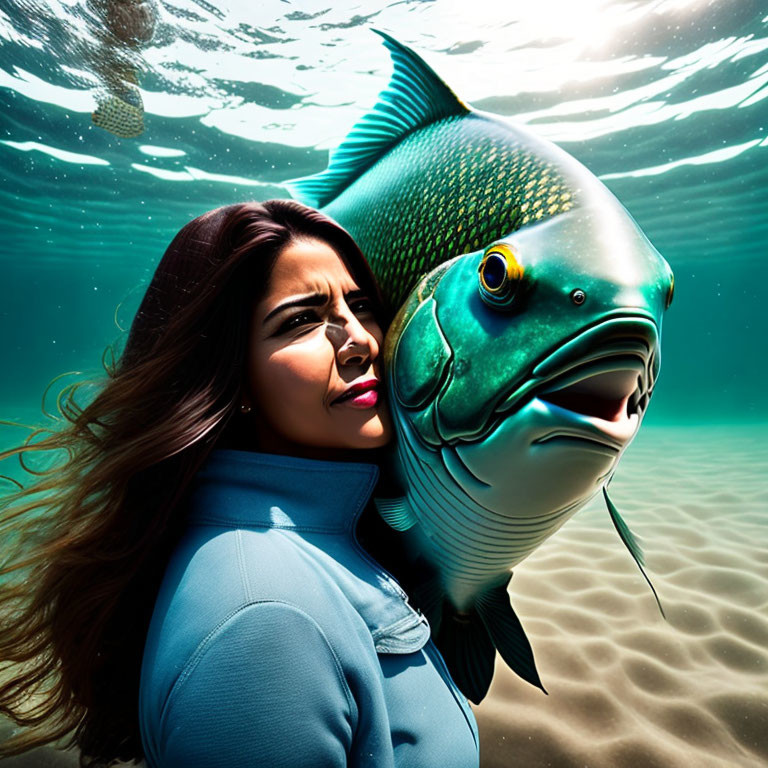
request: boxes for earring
[240,404,252,414]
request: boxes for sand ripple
[1,425,766,766]
[476,424,768,768]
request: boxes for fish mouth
[496,314,659,450]
[533,359,645,451]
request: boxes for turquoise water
[1,0,766,427]
[1,4,767,767]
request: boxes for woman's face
[243,237,392,457]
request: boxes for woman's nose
[325,317,376,367]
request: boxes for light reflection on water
[0,5,767,767]
[0,0,766,420]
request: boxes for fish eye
[665,273,674,309]
[478,244,524,309]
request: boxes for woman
[0,200,479,767]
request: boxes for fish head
[386,200,675,520]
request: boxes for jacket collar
[186,449,431,654]
[187,449,379,533]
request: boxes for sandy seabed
[474,422,768,768]
[2,423,766,767]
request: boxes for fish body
[287,31,674,702]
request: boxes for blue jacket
[139,449,479,767]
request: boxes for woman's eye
[277,310,321,334]
[350,297,373,315]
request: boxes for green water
[1,5,767,766]
[1,1,766,431]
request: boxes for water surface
[0,2,766,765]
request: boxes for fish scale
[327,115,575,309]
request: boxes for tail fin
[418,576,545,704]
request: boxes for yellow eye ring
[478,243,524,308]
[478,244,524,292]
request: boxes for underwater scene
[1,0,766,765]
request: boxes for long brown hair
[0,199,384,766]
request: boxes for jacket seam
[343,467,379,534]
[234,530,252,602]
[160,599,357,729]
[191,517,349,533]
[372,612,420,639]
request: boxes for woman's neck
[215,420,384,464]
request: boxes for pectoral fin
[475,580,547,695]
[406,559,447,636]
[374,496,418,531]
[437,607,497,705]
[603,486,666,619]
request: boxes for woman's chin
[343,415,393,450]
[349,427,392,450]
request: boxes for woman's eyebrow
[263,288,367,324]
[263,292,327,323]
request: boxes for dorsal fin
[284,29,470,207]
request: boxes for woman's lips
[333,379,380,408]
[345,389,379,408]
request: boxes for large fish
[286,31,674,703]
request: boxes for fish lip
[531,425,624,453]
[498,353,647,446]
[494,314,659,422]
